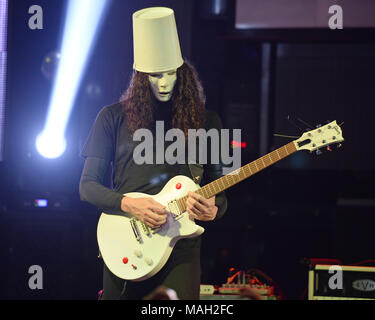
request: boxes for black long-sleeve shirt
[79,100,227,218]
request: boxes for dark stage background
[0,0,375,300]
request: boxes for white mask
[148,70,177,102]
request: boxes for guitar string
[172,141,297,214]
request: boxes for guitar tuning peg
[316,149,322,155]
[316,124,322,128]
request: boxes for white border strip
[0,0,8,161]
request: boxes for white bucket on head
[132,7,184,73]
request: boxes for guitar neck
[177,141,297,210]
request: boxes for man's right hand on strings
[121,197,167,228]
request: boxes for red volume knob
[122,257,129,264]
[176,183,181,190]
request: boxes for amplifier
[308,264,375,300]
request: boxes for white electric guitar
[97,121,344,281]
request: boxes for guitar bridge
[131,218,157,237]
[130,218,142,243]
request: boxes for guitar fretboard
[175,141,297,212]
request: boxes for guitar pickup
[141,222,152,236]
[168,201,182,219]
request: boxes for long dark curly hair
[120,61,206,137]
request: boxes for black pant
[101,237,201,300]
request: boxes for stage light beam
[36,0,110,159]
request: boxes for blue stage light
[34,199,48,208]
[36,0,110,159]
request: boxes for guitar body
[97,175,204,281]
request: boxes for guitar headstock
[294,121,344,152]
